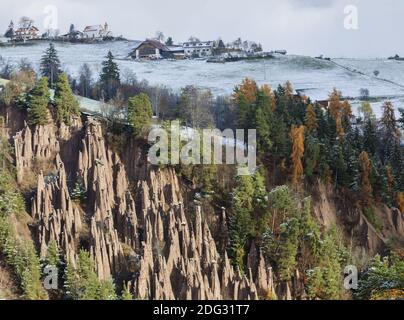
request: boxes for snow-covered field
[1,41,404,117]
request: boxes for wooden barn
[130,39,184,59]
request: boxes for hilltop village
[1,18,119,43]
[1,17,280,62]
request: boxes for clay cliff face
[4,108,404,300]
[313,182,404,257]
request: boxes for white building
[82,23,112,39]
[182,41,214,58]
[14,26,40,41]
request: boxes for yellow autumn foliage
[233,78,258,104]
[396,192,404,214]
[290,125,305,187]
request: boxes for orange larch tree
[396,192,404,214]
[342,100,353,119]
[328,89,347,141]
[233,78,258,105]
[290,125,305,187]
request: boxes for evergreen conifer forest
[0,0,403,305]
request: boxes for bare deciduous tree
[155,31,165,43]
[19,16,34,29]
[178,85,214,128]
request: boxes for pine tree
[380,102,401,166]
[45,240,60,267]
[228,170,270,271]
[299,197,321,260]
[69,24,75,34]
[165,37,173,46]
[363,118,378,156]
[233,78,258,130]
[98,278,118,300]
[27,77,50,126]
[127,93,153,138]
[0,216,48,300]
[307,227,346,300]
[77,250,101,300]
[270,109,290,171]
[70,180,86,201]
[64,250,117,300]
[100,51,120,101]
[398,108,404,131]
[262,186,303,282]
[359,151,373,207]
[385,166,395,198]
[229,175,255,271]
[252,170,271,236]
[290,125,305,187]
[255,87,274,155]
[21,243,49,300]
[40,43,61,88]
[321,228,343,299]
[356,254,404,300]
[54,73,80,125]
[335,145,347,187]
[64,262,78,298]
[121,283,133,300]
[4,20,14,39]
[277,215,300,281]
[381,102,401,142]
[304,135,320,180]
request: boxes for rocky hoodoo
[14,123,59,184]
[12,115,280,300]
[31,154,82,266]
[9,113,404,300]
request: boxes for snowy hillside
[1,41,404,117]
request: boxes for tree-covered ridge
[225,78,404,300]
[0,43,403,300]
[229,175,350,299]
[231,78,403,212]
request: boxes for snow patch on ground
[1,41,404,117]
